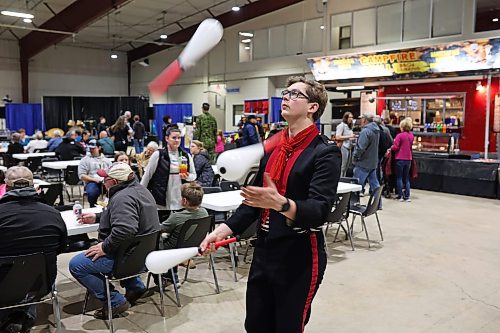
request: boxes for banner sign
[307,38,500,81]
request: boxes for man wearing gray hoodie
[352,113,381,195]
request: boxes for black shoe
[125,287,147,305]
[93,301,130,320]
[0,312,31,333]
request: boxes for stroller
[381,150,396,198]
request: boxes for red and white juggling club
[148,18,224,99]
[145,237,238,274]
[216,132,282,181]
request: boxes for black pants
[245,232,327,333]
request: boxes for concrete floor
[31,189,500,333]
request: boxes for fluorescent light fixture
[493,18,499,22]
[239,32,254,37]
[244,46,250,50]
[111,54,118,59]
[336,85,365,91]
[320,25,325,30]
[241,38,252,43]
[23,18,32,23]
[160,34,167,39]
[232,6,240,11]
[1,10,34,19]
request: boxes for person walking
[194,103,218,162]
[352,113,380,196]
[391,118,414,202]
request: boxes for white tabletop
[202,190,242,211]
[201,182,362,212]
[33,179,51,187]
[42,158,112,170]
[337,182,362,194]
[61,207,102,236]
[13,152,56,160]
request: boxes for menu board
[308,38,500,81]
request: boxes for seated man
[69,163,160,318]
[55,130,85,161]
[161,182,208,282]
[0,166,67,333]
[98,131,115,156]
[77,139,111,207]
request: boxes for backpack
[378,125,392,158]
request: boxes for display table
[412,153,499,199]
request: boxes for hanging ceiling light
[493,18,499,22]
[23,18,32,23]
[111,54,118,59]
[232,6,240,11]
[1,10,34,19]
[160,34,167,39]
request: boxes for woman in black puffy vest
[140,128,196,216]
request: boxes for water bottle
[73,201,83,219]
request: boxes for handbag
[410,158,418,179]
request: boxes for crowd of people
[334,111,414,203]
[0,77,413,332]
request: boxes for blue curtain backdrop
[6,103,45,135]
[270,97,282,123]
[153,104,192,136]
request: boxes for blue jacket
[47,137,62,152]
[353,122,380,170]
[241,122,259,147]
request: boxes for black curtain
[43,96,150,134]
[43,96,72,131]
[73,97,120,132]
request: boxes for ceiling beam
[19,0,129,59]
[127,0,304,63]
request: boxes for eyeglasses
[281,89,309,101]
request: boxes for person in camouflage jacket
[195,103,218,162]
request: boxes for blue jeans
[353,166,380,194]
[395,160,411,199]
[134,139,144,154]
[85,182,101,207]
[69,252,145,308]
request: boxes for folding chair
[154,216,219,307]
[350,185,384,248]
[0,252,62,333]
[82,232,161,333]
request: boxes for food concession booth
[308,38,500,199]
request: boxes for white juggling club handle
[145,237,238,274]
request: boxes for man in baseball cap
[69,162,160,319]
[77,139,111,207]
